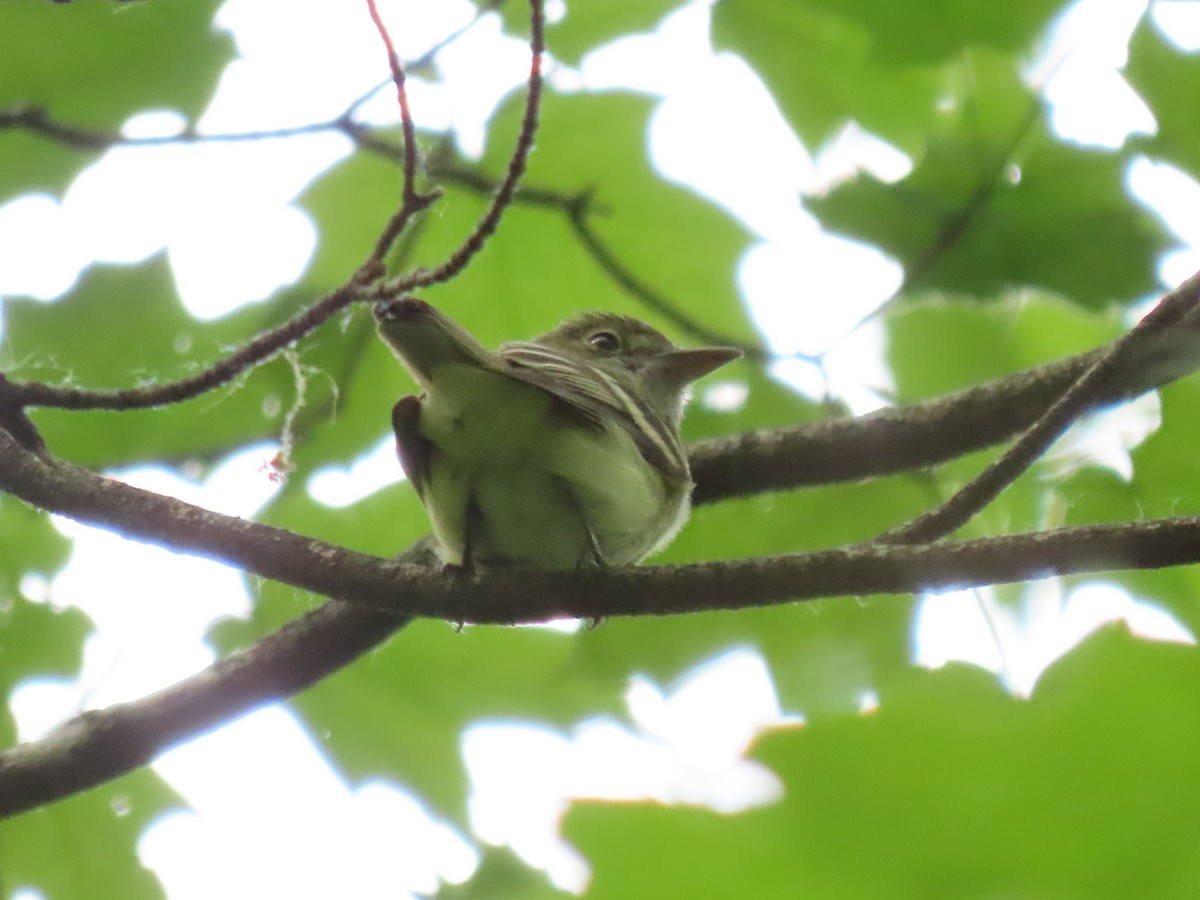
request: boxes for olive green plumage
[375,298,740,569]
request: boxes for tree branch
[0,0,544,414]
[373,0,546,296]
[880,268,1200,543]
[4,409,1200,814]
[690,278,1200,503]
[7,283,364,411]
[0,599,411,821]
[4,266,1200,815]
[4,423,1200,625]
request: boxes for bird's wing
[391,395,433,500]
[497,342,687,480]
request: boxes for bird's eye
[588,330,621,353]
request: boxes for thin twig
[0,3,539,414]
[0,373,46,452]
[879,268,1200,544]
[564,201,768,359]
[360,0,441,275]
[430,162,767,356]
[8,283,361,411]
[0,5,505,414]
[1,104,340,149]
[342,1,500,120]
[5,62,754,369]
[0,7,495,151]
[377,0,546,294]
[0,5,457,413]
[828,92,1045,345]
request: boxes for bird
[374,297,741,570]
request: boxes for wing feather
[391,395,432,500]
[497,342,688,480]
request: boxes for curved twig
[7,283,362,411]
[879,268,1200,544]
[830,90,1046,343]
[374,0,547,296]
[359,0,442,275]
[428,163,767,357]
[564,202,768,359]
[2,1,547,415]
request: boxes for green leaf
[297,148,408,293]
[683,364,823,442]
[713,0,944,151]
[713,0,1065,153]
[436,846,572,900]
[808,56,1168,308]
[0,1,229,123]
[0,769,182,900]
[497,0,687,65]
[567,628,1200,898]
[212,583,627,822]
[1126,17,1200,183]
[1131,379,1200,516]
[0,497,71,597]
[1106,377,1200,631]
[887,292,1123,400]
[0,595,89,695]
[1,256,325,469]
[0,0,232,200]
[0,593,91,747]
[798,0,1064,64]
[0,504,82,747]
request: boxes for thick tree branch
[4,423,1200,625]
[4,273,1200,815]
[5,298,1200,604]
[690,281,1200,503]
[0,600,411,821]
[1,267,1198,818]
[4,410,1200,815]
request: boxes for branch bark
[0,600,410,821]
[3,303,1200,815]
[690,290,1200,503]
[4,412,1200,814]
[3,422,1200,625]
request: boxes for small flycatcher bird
[374,298,741,570]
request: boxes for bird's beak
[649,346,743,392]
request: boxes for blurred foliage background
[3,0,1200,897]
